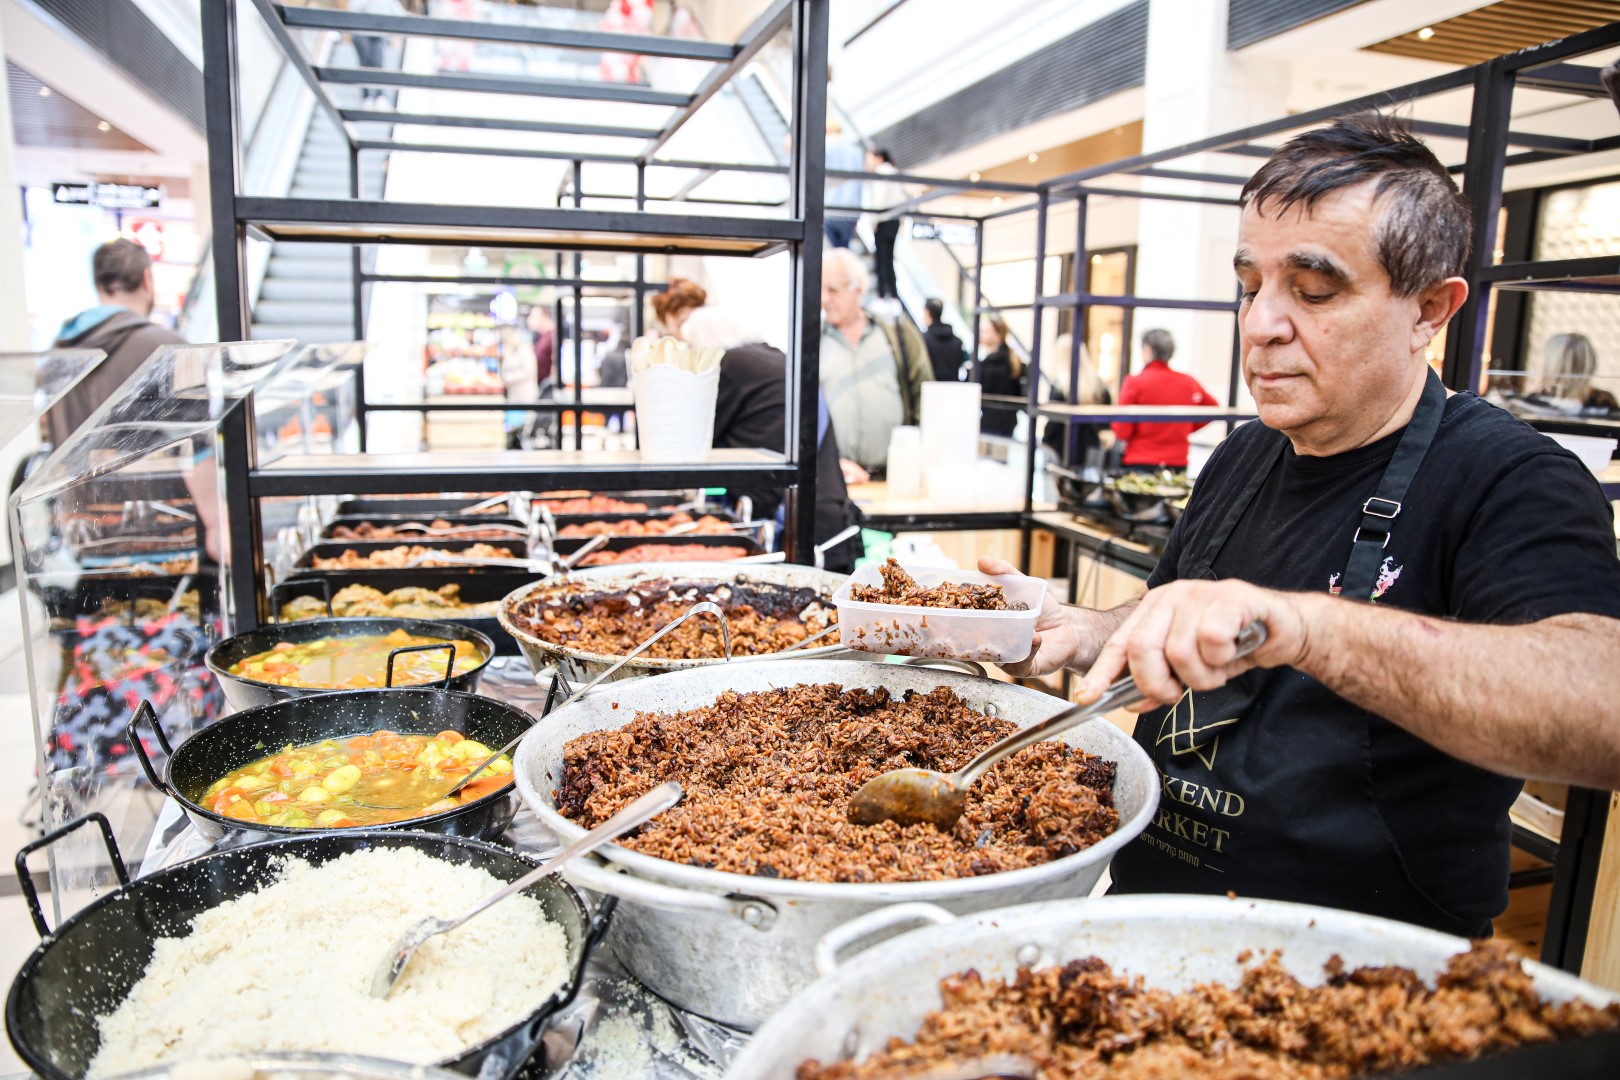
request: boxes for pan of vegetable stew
[126,687,533,842]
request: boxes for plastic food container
[831,564,1044,662]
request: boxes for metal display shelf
[248,448,791,498]
[204,0,835,629]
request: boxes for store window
[1518,179,1620,416]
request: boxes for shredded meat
[579,542,752,566]
[329,519,518,541]
[797,941,1620,1079]
[507,577,834,659]
[557,513,736,538]
[538,496,649,514]
[850,558,1024,611]
[557,683,1118,883]
[311,543,514,569]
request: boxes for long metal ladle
[369,781,682,998]
[848,622,1267,831]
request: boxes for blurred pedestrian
[1110,328,1213,468]
[921,298,966,382]
[48,238,184,449]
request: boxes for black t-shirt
[1110,392,1620,936]
[712,343,863,572]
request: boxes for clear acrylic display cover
[10,339,296,922]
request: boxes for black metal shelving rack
[201,0,834,631]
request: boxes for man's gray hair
[1240,112,1472,297]
[1142,328,1175,362]
[822,247,869,296]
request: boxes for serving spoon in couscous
[371,780,683,998]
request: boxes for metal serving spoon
[848,622,1267,831]
[369,781,682,998]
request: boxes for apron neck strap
[1338,368,1446,602]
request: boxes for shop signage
[52,181,163,209]
[909,220,976,247]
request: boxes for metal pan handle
[15,812,130,937]
[125,699,176,795]
[267,577,333,623]
[813,902,955,976]
[561,854,777,930]
[557,600,732,708]
[385,642,456,689]
[900,656,989,680]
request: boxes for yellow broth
[202,729,514,828]
[226,628,483,688]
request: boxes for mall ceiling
[1365,0,1620,67]
[5,62,148,153]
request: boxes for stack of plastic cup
[886,425,922,498]
[632,365,721,463]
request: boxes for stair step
[254,299,355,323]
[271,242,353,258]
[289,184,351,199]
[266,257,354,280]
[260,277,350,301]
[251,322,357,345]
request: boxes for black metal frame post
[1019,190,1049,572]
[572,159,585,452]
[1444,59,1514,394]
[202,0,248,342]
[971,224,984,381]
[785,0,828,564]
[218,395,262,633]
[349,140,368,449]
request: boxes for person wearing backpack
[818,248,930,479]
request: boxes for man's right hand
[978,556,1084,676]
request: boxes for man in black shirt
[982,113,1620,937]
[920,298,967,383]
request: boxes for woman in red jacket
[1110,328,1213,468]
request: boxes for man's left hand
[1075,579,1313,707]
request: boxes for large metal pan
[204,615,495,711]
[127,687,533,843]
[726,895,1620,1078]
[498,562,853,684]
[512,660,1158,1029]
[6,815,612,1080]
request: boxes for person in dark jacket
[682,306,864,572]
[49,238,184,449]
[976,316,1024,437]
[921,298,966,383]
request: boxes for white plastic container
[886,425,922,498]
[632,364,720,463]
[832,563,1045,662]
[1545,431,1617,476]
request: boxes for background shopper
[682,306,864,571]
[1109,328,1213,468]
[818,248,929,477]
[921,298,966,382]
[48,239,184,449]
[864,148,904,300]
[976,316,1024,437]
[651,277,707,339]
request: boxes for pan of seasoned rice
[5,814,612,1080]
[727,895,1620,1079]
[511,659,1159,1029]
[497,562,857,684]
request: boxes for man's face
[821,263,861,324]
[1234,183,1428,451]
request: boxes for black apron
[1108,371,1490,935]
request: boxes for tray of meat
[549,510,741,538]
[334,494,514,518]
[552,534,763,567]
[534,492,693,515]
[832,557,1044,662]
[321,515,530,542]
[290,539,541,603]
